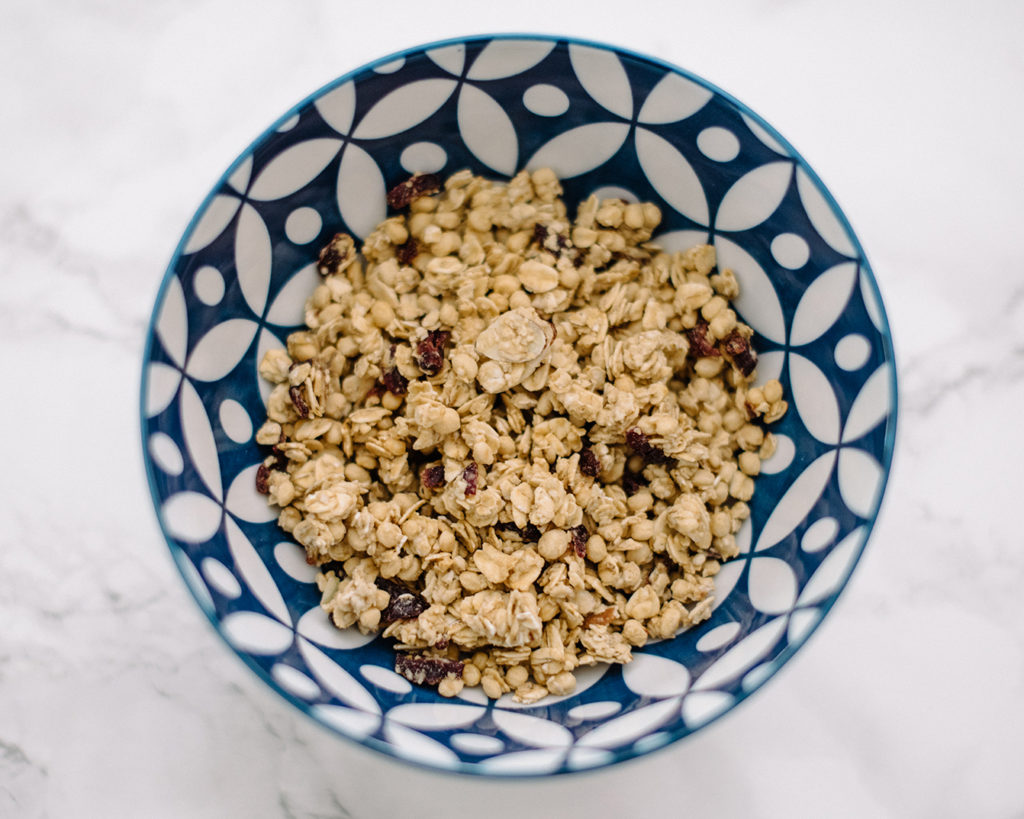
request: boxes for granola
[256,168,787,702]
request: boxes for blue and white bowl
[141,35,897,776]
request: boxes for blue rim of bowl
[140,32,898,777]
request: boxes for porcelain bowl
[141,34,897,776]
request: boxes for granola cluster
[255,168,786,703]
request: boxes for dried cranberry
[380,367,408,396]
[625,427,647,453]
[269,446,287,470]
[387,173,441,209]
[413,330,451,376]
[396,238,419,265]
[623,470,646,495]
[625,427,674,467]
[318,243,343,275]
[686,320,720,358]
[317,233,355,276]
[532,222,548,246]
[723,330,757,377]
[522,523,542,543]
[406,448,432,468]
[495,521,520,534]
[394,654,463,686]
[463,463,478,496]
[255,464,271,494]
[289,385,310,418]
[377,578,429,625]
[421,464,445,489]
[569,525,588,557]
[579,447,600,478]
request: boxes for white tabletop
[3,1,1023,816]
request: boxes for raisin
[380,367,408,396]
[623,470,646,495]
[569,525,588,557]
[583,607,616,628]
[723,330,757,377]
[495,521,520,534]
[413,330,451,376]
[377,578,429,625]
[421,464,445,489]
[625,427,649,455]
[269,446,287,470]
[318,244,342,275]
[463,462,478,496]
[395,237,419,265]
[289,385,310,418]
[386,173,441,209]
[579,447,600,478]
[394,654,463,687]
[255,464,271,494]
[406,447,433,469]
[522,523,542,542]
[686,320,720,358]
[532,222,548,246]
[317,233,355,276]
[625,427,674,467]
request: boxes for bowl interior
[141,35,896,776]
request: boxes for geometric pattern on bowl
[141,35,897,775]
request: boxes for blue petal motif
[526,122,630,179]
[467,39,555,80]
[568,44,633,119]
[352,79,458,140]
[715,161,793,232]
[179,379,223,500]
[637,71,712,124]
[458,84,518,175]
[635,127,709,226]
[336,143,387,239]
[247,138,342,201]
[790,262,858,346]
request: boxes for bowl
[140,34,897,776]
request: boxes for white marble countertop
[4,0,1023,816]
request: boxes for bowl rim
[139,31,899,778]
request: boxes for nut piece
[474,306,551,363]
[517,259,559,293]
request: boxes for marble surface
[3,0,1023,816]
